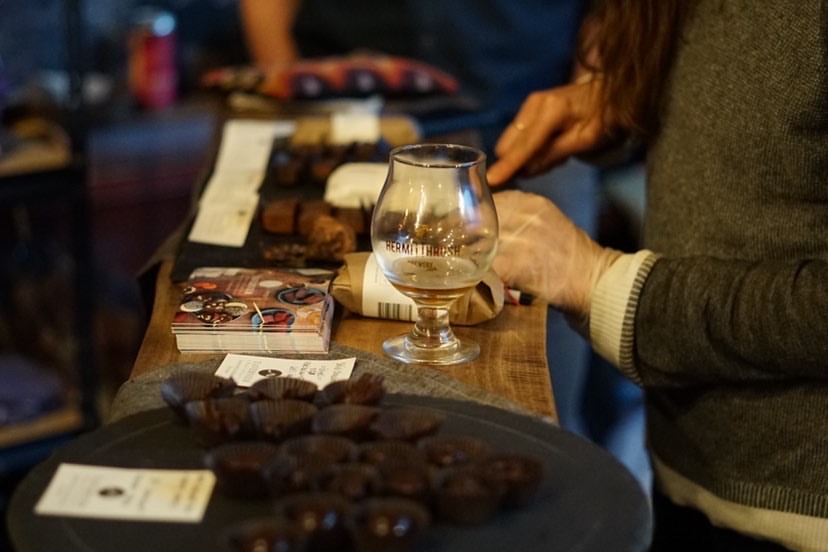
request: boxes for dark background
[0,3,254,548]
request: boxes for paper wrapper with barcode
[331,252,504,325]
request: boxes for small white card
[215,353,356,388]
[34,463,215,523]
[213,119,295,173]
[186,194,259,247]
[330,112,381,144]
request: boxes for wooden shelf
[0,407,84,450]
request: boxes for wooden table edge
[132,259,557,421]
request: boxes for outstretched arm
[238,0,303,68]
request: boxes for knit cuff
[590,250,660,382]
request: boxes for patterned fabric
[201,53,459,100]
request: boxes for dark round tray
[9,394,651,551]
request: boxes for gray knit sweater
[629,0,828,546]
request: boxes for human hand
[487,78,609,186]
[493,190,621,332]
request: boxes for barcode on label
[377,302,415,321]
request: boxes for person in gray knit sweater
[488,1,828,550]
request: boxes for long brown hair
[578,1,692,141]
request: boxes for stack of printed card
[171,266,335,353]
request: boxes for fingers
[522,117,606,177]
[488,92,565,185]
[493,93,547,155]
[488,82,607,185]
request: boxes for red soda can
[128,7,177,109]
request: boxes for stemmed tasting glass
[370,143,498,365]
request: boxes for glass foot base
[381,333,480,365]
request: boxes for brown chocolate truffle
[262,452,336,497]
[358,440,424,468]
[184,396,252,447]
[277,492,353,551]
[246,376,318,402]
[433,466,504,525]
[377,461,433,504]
[369,406,445,442]
[261,198,299,234]
[320,373,386,406]
[351,497,431,552]
[333,207,369,235]
[297,199,333,237]
[249,399,318,442]
[305,214,357,262]
[480,452,544,507]
[160,371,237,420]
[317,462,382,502]
[203,442,281,499]
[221,517,307,552]
[312,404,381,441]
[417,434,491,468]
[280,434,358,464]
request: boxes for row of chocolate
[160,371,544,551]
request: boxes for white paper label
[362,253,417,321]
[35,464,215,523]
[199,170,265,203]
[188,119,295,247]
[214,353,356,387]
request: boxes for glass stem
[410,306,458,349]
